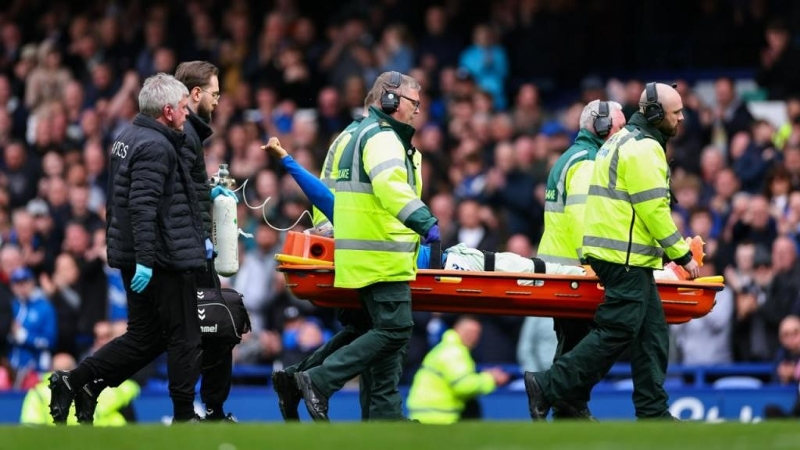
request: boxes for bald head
[639,82,684,136]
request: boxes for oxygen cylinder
[211,164,239,276]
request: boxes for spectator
[458,24,509,110]
[756,19,800,100]
[764,315,800,418]
[8,267,56,374]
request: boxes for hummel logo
[198,313,206,320]
[198,308,205,314]
[197,291,205,299]
[200,324,218,333]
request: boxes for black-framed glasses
[199,87,221,100]
[398,93,420,111]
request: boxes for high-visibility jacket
[332,106,436,289]
[20,375,140,426]
[407,329,496,424]
[583,113,691,268]
[538,128,604,265]
[312,118,363,228]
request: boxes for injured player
[264,137,587,278]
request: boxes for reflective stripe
[537,253,580,265]
[658,230,683,249]
[607,130,641,189]
[368,158,406,180]
[323,126,355,179]
[583,236,663,257]
[322,178,335,188]
[397,198,426,223]
[556,150,588,206]
[420,365,446,379]
[336,239,417,253]
[350,123,380,182]
[544,201,564,213]
[630,187,669,204]
[608,143,621,189]
[565,193,587,206]
[336,180,373,194]
[407,407,462,414]
[450,373,473,386]
[421,365,470,389]
[588,185,630,201]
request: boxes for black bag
[196,263,251,345]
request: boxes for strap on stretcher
[481,251,546,273]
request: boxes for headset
[593,101,612,138]
[380,71,402,114]
[642,82,665,124]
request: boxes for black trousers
[200,341,233,408]
[195,268,234,410]
[80,268,202,418]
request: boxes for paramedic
[536,99,626,419]
[293,71,439,421]
[269,91,380,422]
[524,82,700,420]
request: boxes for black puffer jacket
[183,110,213,238]
[106,114,205,270]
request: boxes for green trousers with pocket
[306,281,413,420]
[285,308,373,419]
[536,258,671,418]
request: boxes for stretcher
[276,232,724,324]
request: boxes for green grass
[2,421,800,450]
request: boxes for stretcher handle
[275,254,334,266]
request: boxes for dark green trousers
[306,281,413,420]
[551,317,594,414]
[285,308,373,419]
[537,259,671,418]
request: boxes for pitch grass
[2,421,800,450]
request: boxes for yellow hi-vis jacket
[20,375,140,426]
[583,113,692,268]
[407,329,496,424]
[311,118,363,228]
[332,106,436,289]
[538,128,604,265]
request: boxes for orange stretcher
[276,232,724,324]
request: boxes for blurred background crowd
[1,0,800,399]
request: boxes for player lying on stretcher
[263,138,701,281]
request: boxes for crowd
[2,0,800,407]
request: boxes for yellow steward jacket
[582,113,691,268]
[406,330,496,424]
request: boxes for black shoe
[74,380,102,425]
[172,414,204,424]
[293,371,329,422]
[205,409,238,423]
[552,401,597,421]
[48,371,76,424]
[272,370,301,421]
[523,372,551,421]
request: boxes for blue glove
[210,185,239,203]
[422,224,440,245]
[130,263,153,293]
[205,238,214,260]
